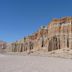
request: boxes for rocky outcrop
[0,41,7,53]
[5,17,72,54]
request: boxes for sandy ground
[0,54,72,72]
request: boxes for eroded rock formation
[5,17,72,53]
[0,41,7,53]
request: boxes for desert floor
[0,54,72,72]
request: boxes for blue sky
[0,0,72,42]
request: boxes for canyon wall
[0,41,7,53]
[5,17,72,53]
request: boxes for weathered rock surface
[0,41,7,53]
[3,17,72,55]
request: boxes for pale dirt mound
[47,48,72,59]
[2,48,72,59]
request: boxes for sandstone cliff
[4,17,72,54]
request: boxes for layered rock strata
[4,17,72,53]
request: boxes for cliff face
[0,41,7,53]
[5,17,72,53]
